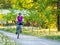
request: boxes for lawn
[0,27,60,41]
[0,32,17,45]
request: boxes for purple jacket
[17,15,23,23]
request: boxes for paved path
[0,30,60,45]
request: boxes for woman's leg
[16,25,19,34]
[20,25,22,33]
[17,25,20,39]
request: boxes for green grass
[0,28,60,41]
[44,35,60,41]
[0,32,17,45]
[0,28,16,33]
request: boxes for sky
[0,9,28,15]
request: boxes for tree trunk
[57,0,60,31]
[31,23,34,32]
[49,22,50,34]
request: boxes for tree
[57,0,60,31]
[0,0,58,32]
[0,0,12,9]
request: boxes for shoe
[17,37,19,39]
[16,32,17,34]
[17,36,19,39]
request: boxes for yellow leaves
[42,15,45,18]
[26,0,33,3]
[46,6,57,11]
[9,0,17,8]
[11,0,16,4]
[22,2,33,9]
[0,14,3,19]
[8,0,34,9]
[21,0,33,9]
[20,0,24,3]
[54,6,57,9]
[27,3,33,8]
[46,6,52,10]
[12,5,15,8]
[45,19,48,22]
[35,6,39,9]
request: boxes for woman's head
[19,13,21,15]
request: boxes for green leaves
[45,10,51,21]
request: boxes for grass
[44,35,60,41]
[0,27,60,41]
[0,32,17,45]
[20,30,60,41]
[0,28,16,33]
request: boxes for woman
[16,13,23,39]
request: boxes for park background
[0,0,60,45]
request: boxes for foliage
[0,0,58,28]
[0,32,17,45]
